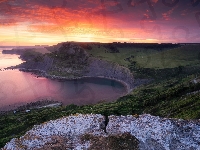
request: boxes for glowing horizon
[0,0,200,46]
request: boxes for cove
[0,51,127,111]
[0,70,127,111]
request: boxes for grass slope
[86,45,200,69]
[87,45,158,67]
[139,45,200,68]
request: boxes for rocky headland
[2,49,26,55]
[8,42,135,92]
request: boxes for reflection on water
[0,49,24,69]
[0,50,127,111]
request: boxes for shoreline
[0,100,62,114]
[17,68,133,95]
[1,67,134,113]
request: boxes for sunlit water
[0,48,23,69]
[0,49,127,111]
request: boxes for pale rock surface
[3,114,200,150]
[3,114,105,150]
[107,114,200,150]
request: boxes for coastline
[17,68,133,95]
[5,50,135,97]
[0,66,134,112]
[4,52,136,110]
[0,100,62,114]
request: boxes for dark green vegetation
[47,43,89,77]
[20,50,44,62]
[1,43,200,147]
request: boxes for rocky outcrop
[3,114,200,150]
[107,114,200,150]
[3,114,106,150]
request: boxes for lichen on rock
[3,114,200,150]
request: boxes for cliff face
[86,58,135,89]
[3,114,200,150]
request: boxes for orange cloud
[0,0,199,45]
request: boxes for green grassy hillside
[86,45,158,67]
[86,44,200,69]
[137,45,200,68]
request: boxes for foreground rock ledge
[3,114,200,150]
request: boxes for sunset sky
[0,0,200,46]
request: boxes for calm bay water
[0,49,127,111]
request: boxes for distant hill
[2,47,50,55]
[137,45,200,68]
[33,47,50,54]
